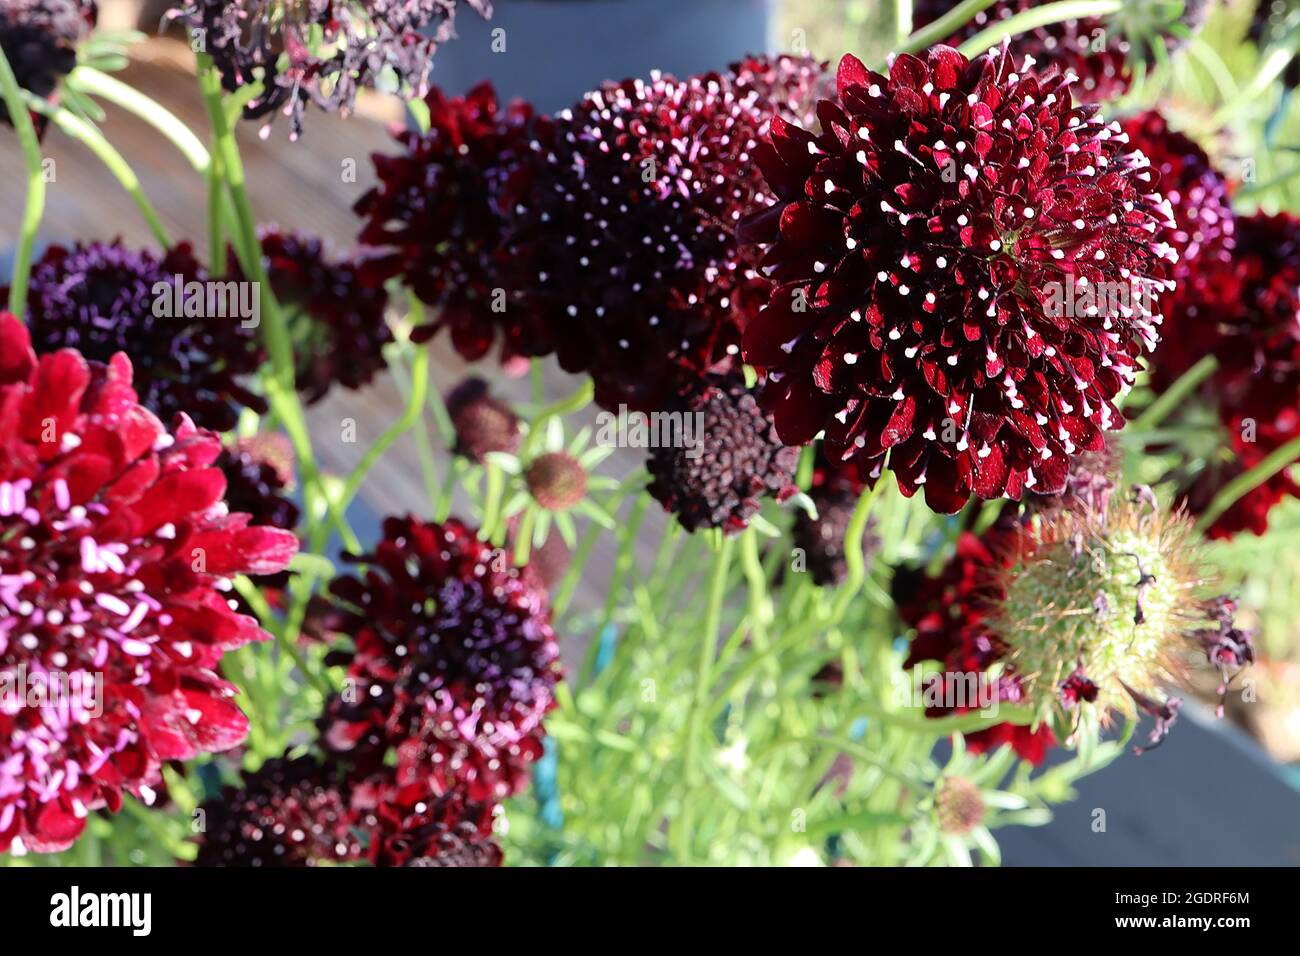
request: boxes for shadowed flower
[0,314,297,854]
[11,240,264,433]
[741,46,1175,514]
[445,377,521,463]
[0,1,96,131]
[319,516,561,802]
[192,754,359,866]
[354,82,542,360]
[504,66,793,411]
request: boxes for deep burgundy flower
[912,0,1206,102]
[193,754,359,867]
[166,1,493,139]
[647,376,799,533]
[900,525,1055,764]
[218,434,299,533]
[1118,110,1234,300]
[0,1,96,130]
[350,770,501,867]
[505,67,793,411]
[319,516,561,802]
[741,47,1175,514]
[11,240,264,433]
[0,314,298,854]
[249,228,392,404]
[445,377,521,463]
[730,52,832,130]
[354,83,542,360]
[1150,212,1300,536]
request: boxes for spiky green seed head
[994,495,1203,729]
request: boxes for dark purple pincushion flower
[12,240,264,434]
[193,754,360,867]
[741,47,1176,514]
[504,68,786,411]
[167,0,493,139]
[318,516,561,802]
[354,82,542,361]
[0,1,96,129]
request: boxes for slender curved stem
[0,43,47,318]
[1196,433,1300,533]
[338,344,429,512]
[1130,355,1218,432]
[25,95,170,248]
[897,0,998,55]
[70,67,211,170]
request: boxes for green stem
[0,42,46,318]
[1131,355,1217,432]
[957,1,1123,58]
[897,0,997,55]
[25,95,170,248]
[70,67,211,170]
[338,344,429,512]
[1195,433,1300,533]
[894,0,914,45]
[672,534,734,858]
[829,477,889,621]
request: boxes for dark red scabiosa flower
[912,0,1207,102]
[350,770,501,867]
[192,754,360,867]
[0,1,96,131]
[1149,212,1300,536]
[792,487,879,586]
[505,69,789,411]
[354,83,542,360]
[741,47,1176,515]
[730,52,833,130]
[0,314,298,854]
[248,228,392,405]
[166,1,493,140]
[445,377,521,463]
[899,524,1056,764]
[319,516,561,802]
[647,377,800,533]
[1118,111,1234,303]
[11,240,264,434]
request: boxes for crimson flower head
[505,66,792,411]
[741,46,1176,514]
[0,314,297,854]
[355,83,541,361]
[351,770,501,867]
[12,240,263,433]
[319,516,561,802]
